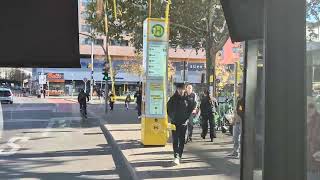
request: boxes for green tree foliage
[306,0,320,41]
[85,0,228,86]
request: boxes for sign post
[83,78,88,93]
[141,18,169,146]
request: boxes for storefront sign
[39,75,46,84]
[46,73,64,83]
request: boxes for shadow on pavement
[0,168,118,180]
[0,147,111,159]
[0,147,119,179]
[138,166,238,179]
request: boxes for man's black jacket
[167,92,193,126]
[78,92,89,104]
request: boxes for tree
[120,52,176,83]
[8,69,30,84]
[120,53,144,77]
[306,0,320,41]
[85,0,228,91]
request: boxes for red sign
[46,73,64,83]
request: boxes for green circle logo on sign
[152,24,165,38]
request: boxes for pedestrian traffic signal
[102,67,110,81]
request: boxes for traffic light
[102,62,110,81]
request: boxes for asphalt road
[0,97,119,180]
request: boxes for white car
[0,88,13,104]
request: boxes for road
[0,97,119,180]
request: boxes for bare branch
[171,23,200,37]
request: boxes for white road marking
[4,117,82,123]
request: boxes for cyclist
[78,89,89,116]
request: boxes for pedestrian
[167,83,193,165]
[228,95,244,159]
[43,88,46,98]
[78,89,89,116]
[97,88,101,100]
[109,93,115,111]
[200,89,216,142]
[134,88,142,118]
[307,102,320,180]
[125,94,131,110]
[185,84,198,142]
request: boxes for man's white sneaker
[173,158,180,165]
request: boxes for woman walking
[200,90,216,142]
[125,94,131,110]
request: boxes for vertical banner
[143,18,169,118]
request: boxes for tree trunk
[205,44,218,97]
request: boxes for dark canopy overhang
[0,0,80,68]
[220,0,264,42]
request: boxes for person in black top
[200,89,216,142]
[78,89,90,115]
[134,87,142,118]
[167,83,193,165]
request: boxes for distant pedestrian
[109,93,115,111]
[125,94,131,110]
[200,89,216,142]
[78,89,90,116]
[97,88,101,99]
[43,88,46,98]
[167,83,193,165]
[134,88,142,118]
[228,96,244,159]
[185,84,198,143]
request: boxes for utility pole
[234,62,238,109]
[90,36,94,100]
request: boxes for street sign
[141,18,169,146]
[83,78,88,83]
[39,75,46,85]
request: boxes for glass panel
[307,1,320,179]
[253,40,264,180]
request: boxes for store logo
[152,24,165,38]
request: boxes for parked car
[0,88,13,104]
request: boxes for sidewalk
[89,104,240,180]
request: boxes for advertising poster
[149,83,164,115]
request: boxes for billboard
[0,0,80,67]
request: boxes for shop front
[46,73,65,96]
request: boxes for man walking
[185,84,198,142]
[167,83,192,165]
[134,87,142,118]
[200,89,216,142]
[78,89,90,116]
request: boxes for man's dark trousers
[80,103,87,115]
[172,124,187,158]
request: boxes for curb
[100,122,140,180]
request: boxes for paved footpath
[0,97,119,180]
[89,104,240,180]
